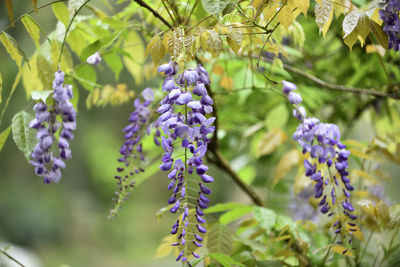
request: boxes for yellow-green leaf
[343,10,359,38]
[23,54,43,98]
[294,0,309,16]
[315,0,332,36]
[146,35,166,66]
[166,29,183,60]
[226,29,242,54]
[370,20,388,49]
[0,126,12,152]
[343,27,358,50]
[357,13,370,46]
[206,30,223,57]
[155,235,178,258]
[273,149,300,187]
[123,31,145,85]
[376,200,390,226]
[201,0,230,15]
[278,5,294,29]
[21,15,41,49]
[52,2,70,27]
[0,32,25,68]
[258,128,288,157]
[331,245,354,257]
[36,55,56,90]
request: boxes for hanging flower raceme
[379,0,400,51]
[284,80,358,248]
[109,88,154,218]
[157,62,215,264]
[29,70,76,184]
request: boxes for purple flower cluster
[110,88,154,218]
[157,62,215,264]
[283,81,357,245]
[29,71,76,183]
[380,0,400,51]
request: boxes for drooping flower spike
[283,80,358,247]
[157,62,215,264]
[29,70,76,183]
[109,88,155,218]
[379,0,400,51]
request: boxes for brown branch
[277,60,400,99]
[209,147,265,207]
[133,0,172,29]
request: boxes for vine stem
[359,231,373,264]
[320,235,338,267]
[0,248,25,267]
[58,0,91,67]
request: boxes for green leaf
[273,149,300,187]
[265,104,288,129]
[219,206,253,225]
[104,52,123,81]
[253,207,276,232]
[31,90,53,102]
[52,2,70,27]
[208,253,244,267]
[11,111,36,160]
[207,223,234,254]
[36,55,56,90]
[0,126,12,152]
[0,32,26,68]
[370,20,389,49]
[74,64,97,91]
[201,0,231,15]
[21,14,41,49]
[205,202,248,213]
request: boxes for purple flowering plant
[2,1,400,267]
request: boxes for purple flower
[282,80,297,94]
[86,52,102,65]
[287,80,357,248]
[158,63,215,263]
[29,70,76,184]
[380,1,400,51]
[110,88,155,219]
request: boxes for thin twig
[160,0,177,27]
[0,249,25,267]
[58,0,91,66]
[185,0,200,26]
[1,0,67,33]
[133,0,173,28]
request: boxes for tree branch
[208,147,265,207]
[133,0,173,29]
[261,58,400,99]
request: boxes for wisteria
[380,0,400,51]
[29,70,76,184]
[284,81,358,248]
[109,88,154,218]
[157,62,215,264]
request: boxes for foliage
[0,0,400,266]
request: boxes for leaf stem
[0,248,25,267]
[58,0,91,67]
